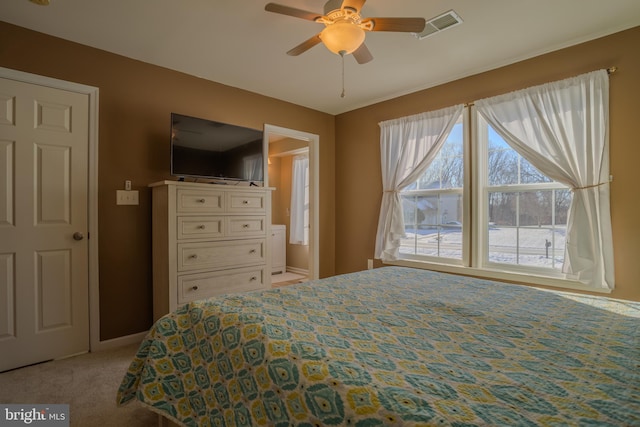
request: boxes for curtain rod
[465,67,617,107]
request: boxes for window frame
[398,109,471,267]
[473,111,571,278]
[390,106,610,294]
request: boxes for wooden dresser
[150,181,273,320]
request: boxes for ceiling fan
[264,0,426,64]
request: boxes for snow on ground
[401,226,566,270]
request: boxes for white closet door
[0,77,90,372]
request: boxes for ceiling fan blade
[286,34,323,56]
[363,17,426,32]
[353,43,373,64]
[264,3,322,21]
[341,0,366,13]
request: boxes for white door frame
[263,124,319,280]
[0,67,102,351]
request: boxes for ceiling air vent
[415,10,463,40]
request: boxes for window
[399,110,573,276]
[400,115,465,262]
[381,70,613,290]
[375,105,464,262]
[476,116,571,274]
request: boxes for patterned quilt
[117,267,640,426]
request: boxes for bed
[117,267,639,426]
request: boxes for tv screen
[170,113,264,182]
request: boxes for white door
[0,77,90,372]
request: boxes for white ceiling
[2,0,640,115]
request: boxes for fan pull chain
[340,50,346,98]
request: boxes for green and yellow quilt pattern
[117,267,640,426]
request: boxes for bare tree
[487,141,518,224]
[405,135,572,232]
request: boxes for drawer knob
[198,225,206,229]
[242,224,250,228]
[192,285,199,291]
[188,254,198,259]
[242,200,249,204]
[197,198,206,203]
[249,249,256,254]
[250,276,257,281]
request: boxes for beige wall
[0,22,336,340]
[335,26,640,302]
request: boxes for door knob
[73,232,84,241]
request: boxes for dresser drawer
[226,216,266,237]
[177,216,224,240]
[178,239,265,272]
[227,192,266,213]
[177,266,265,304]
[176,189,224,213]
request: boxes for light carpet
[0,343,157,426]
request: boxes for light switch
[117,190,139,205]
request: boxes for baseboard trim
[92,331,147,352]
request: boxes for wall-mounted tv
[170,113,264,182]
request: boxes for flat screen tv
[170,113,264,183]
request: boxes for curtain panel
[475,70,613,290]
[290,155,309,245]
[243,154,263,182]
[375,105,464,261]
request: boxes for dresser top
[149,180,275,191]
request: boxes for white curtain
[243,154,263,182]
[290,155,309,245]
[375,105,464,261]
[475,70,613,290]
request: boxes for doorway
[263,125,319,283]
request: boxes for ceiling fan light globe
[320,21,365,55]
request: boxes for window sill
[384,258,612,294]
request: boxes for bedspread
[117,267,640,426]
